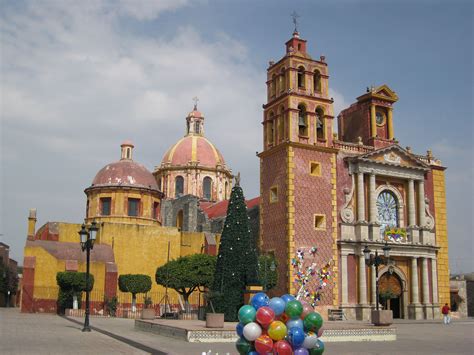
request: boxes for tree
[258,254,278,291]
[155,253,216,311]
[210,180,259,321]
[56,272,94,312]
[118,274,152,312]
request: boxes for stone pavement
[1,308,473,354]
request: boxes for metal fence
[32,286,203,313]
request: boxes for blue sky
[1,0,472,273]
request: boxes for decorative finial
[192,96,199,110]
[291,11,300,34]
[234,172,241,187]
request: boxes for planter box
[371,310,393,326]
[141,308,156,320]
[206,313,224,328]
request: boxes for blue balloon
[236,322,244,337]
[248,352,259,355]
[251,292,269,310]
[287,318,304,330]
[288,327,305,348]
[268,297,286,316]
[294,348,310,355]
[281,294,296,304]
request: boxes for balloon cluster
[235,292,325,355]
[292,247,333,307]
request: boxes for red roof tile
[201,196,260,219]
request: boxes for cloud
[0,0,262,262]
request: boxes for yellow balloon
[267,320,287,341]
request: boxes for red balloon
[301,303,313,318]
[279,312,289,323]
[256,306,275,328]
[255,335,274,354]
[273,340,292,355]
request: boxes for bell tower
[259,26,339,313]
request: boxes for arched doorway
[379,272,404,318]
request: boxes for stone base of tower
[408,304,424,319]
[355,305,372,321]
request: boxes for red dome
[91,160,158,190]
[161,135,226,168]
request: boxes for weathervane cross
[291,11,300,33]
[192,96,199,110]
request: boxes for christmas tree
[210,174,259,321]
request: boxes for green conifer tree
[210,175,259,321]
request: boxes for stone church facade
[21,28,449,321]
[258,30,449,320]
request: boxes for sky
[1,0,472,273]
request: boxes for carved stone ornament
[383,152,401,164]
[340,174,355,223]
[424,197,435,230]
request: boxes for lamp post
[78,221,98,332]
[363,241,391,311]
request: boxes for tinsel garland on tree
[210,180,259,321]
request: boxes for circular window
[376,111,386,126]
[377,190,399,234]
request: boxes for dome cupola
[154,100,232,202]
[85,142,162,225]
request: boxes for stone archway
[378,265,409,319]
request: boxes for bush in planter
[156,254,216,313]
[118,274,152,312]
[56,272,94,314]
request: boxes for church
[21,28,449,321]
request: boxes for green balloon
[309,339,325,354]
[303,312,323,332]
[236,337,253,355]
[285,300,303,319]
[238,305,257,324]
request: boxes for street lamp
[78,221,98,332]
[363,241,392,311]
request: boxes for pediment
[351,145,429,170]
[374,85,398,101]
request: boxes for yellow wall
[26,221,210,302]
[433,169,450,306]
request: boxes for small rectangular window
[270,186,278,203]
[153,201,160,220]
[128,198,140,217]
[314,214,326,230]
[310,162,321,176]
[100,197,111,216]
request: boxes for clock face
[376,111,385,125]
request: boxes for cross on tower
[192,96,199,110]
[291,11,300,33]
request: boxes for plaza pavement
[1,308,473,354]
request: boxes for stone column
[431,258,439,304]
[418,180,426,228]
[408,179,416,227]
[387,108,394,140]
[369,173,377,223]
[370,104,377,138]
[358,254,368,305]
[411,257,420,304]
[422,258,430,304]
[341,254,349,305]
[357,172,366,222]
[371,264,376,305]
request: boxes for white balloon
[302,333,318,349]
[243,322,262,341]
